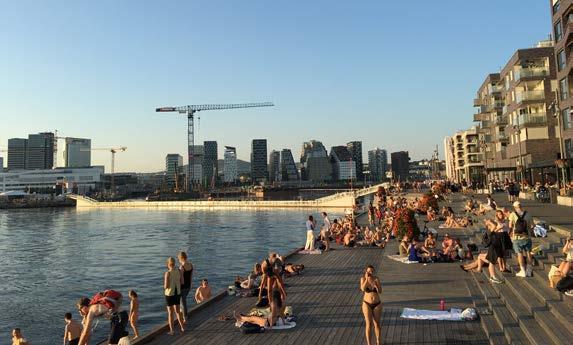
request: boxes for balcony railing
[495,132,508,141]
[493,116,508,126]
[473,98,481,107]
[488,85,502,95]
[515,67,549,81]
[517,113,547,126]
[516,90,545,103]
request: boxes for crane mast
[156,102,274,192]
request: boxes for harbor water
[0,207,341,343]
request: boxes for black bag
[240,321,265,334]
[482,230,492,247]
[467,243,478,252]
[514,211,528,235]
[556,275,573,293]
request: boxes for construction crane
[156,102,274,192]
[84,147,127,194]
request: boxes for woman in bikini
[360,265,382,345]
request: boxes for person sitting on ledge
[476,194,497,215]
[195,279,212,304]
[344,230,356,247]
[236,263,263,290]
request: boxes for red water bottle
[440,299,446,311]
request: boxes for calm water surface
[0,207,340,344]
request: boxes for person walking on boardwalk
[360,265,382,345]
[304,215,316,251]
[508,201,534,277]
[178,251,194,322]
[164,257,185,335]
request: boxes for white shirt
[323,216,331,230]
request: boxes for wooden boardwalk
[139,239,489,345]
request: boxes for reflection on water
[0,207,340,343]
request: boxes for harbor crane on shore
[83,147,127,194]
[156,102,274,192]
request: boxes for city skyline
[0,1,551,172]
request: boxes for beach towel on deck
[400,308,464,321]
[298,249,322,255]
[387,255,419,264]
[235,320,297,330]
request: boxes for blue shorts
[512,238,532,253]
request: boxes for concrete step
[485,272,556,345]
[497,273,573,345]
[466,280,509,345]
[471,273,533,345]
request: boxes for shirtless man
[195,279,212,304]
[76,290,128,345]
[63,313,82,345]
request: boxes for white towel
[387,255,419,264]
[400,307,464,321]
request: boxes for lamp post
[512,123,525,183]
[549,91,568,190]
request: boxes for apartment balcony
[488,84,503,95]
[517,112,547,126]
[502,105,508,115]
[514,67,549,81]
[473,113,489,122]
[473,98,482,107]
[493,116,508,126]
[495,132,508,142]
[516,90,546,103]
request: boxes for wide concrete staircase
[466,217,573,345]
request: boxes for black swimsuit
[363,286,381,310]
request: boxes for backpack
[514,211,528,235]
[240,322,265,334]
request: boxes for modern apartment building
[251,139,268,182]
[223,146,238,183]
[551,0,573,178]
[347,141,364,181]
[203,141,218,186]
[330,146,356,181]
[300,140,330,182]
[280,149,299,181]
[473,73,505,181]
[499,42,560,182]
[64,138,91,168]
[165,154,183,189]
[7,138,27,170]
[269,150,281,183]
[390,151,410,182]
[26,132,55,170]
[368,148,388,182]
[449,127,485,184]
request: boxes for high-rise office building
[269,150,281,183]
[203,141,218,186]
[190,145,204,182]
[251,139,268,182]
[391,151,410,181]
[368,148,388,182]
[64,138,91,168]
[7,138,27,170]
[300,140,328,164]
[300,140,330,181]
[347,141,364,181]
[26,132,54,170]
[165,154,183,189]
[330,146,356,181]
[224,146,238,183]
[280,149,299,181]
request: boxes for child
[128,290,139,339]
[63,313,82,345]
[195,279,212,304]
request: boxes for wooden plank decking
[139,238,489,345]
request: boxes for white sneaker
[515,269,526,278]
[525,265,533,277]
[565,290,573,297]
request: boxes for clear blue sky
[0,0,552,172]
